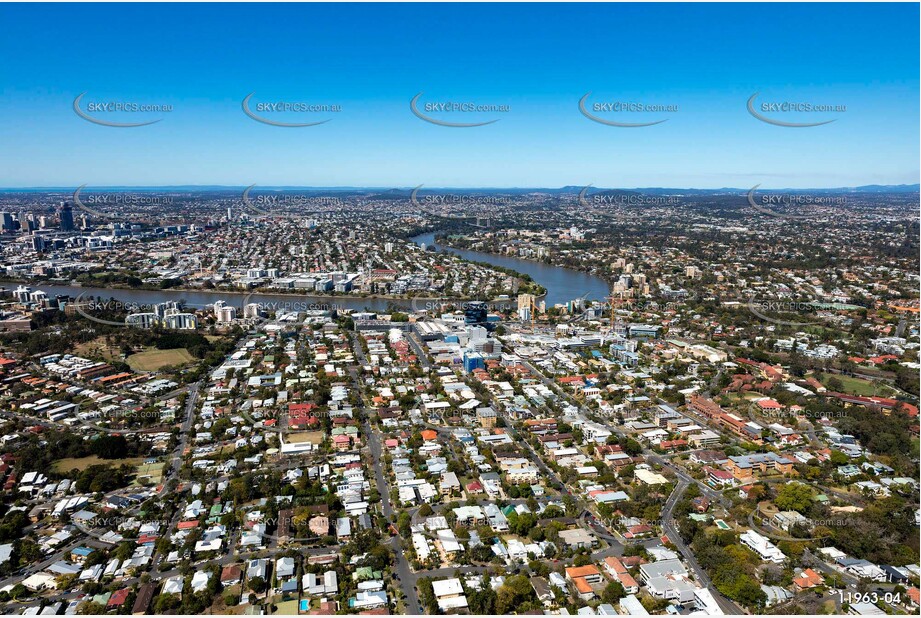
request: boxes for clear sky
[0,3,918,189]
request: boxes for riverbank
[0,281,530,314]
[1,234,609,312]
[0,279,483,303]
[410,231,610,306]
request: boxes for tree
[248,576,267,593]
[417,577,437,614]
[775,483,814,514]
[496,575,537,614]
[90,434,129,459]
[153,594,181,613]
[78,602,107,615]
[602,580,626,604]
[621,438,643,457]
[467,576,498,614]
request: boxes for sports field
[127,348,195,371]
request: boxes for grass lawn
[52,455,145,473]
[127,347,195,371]
[73,337,123,362]
[818,373,882,396]
[272,600,299,615]
[132,461,165,486]
[286,430,325,444]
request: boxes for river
[3,236,608,314]
[410,232,609,306]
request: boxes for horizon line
[0,183,918,192]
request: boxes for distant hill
[1,183,917,194]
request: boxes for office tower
[0,212,13,232]
[59,202,75,231]
[464,301,488,326]
[463,351,485,373]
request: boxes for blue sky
[0,3,917,188]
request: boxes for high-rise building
[163,311,198,330]
[213,300,237,323]
[126,313,161,329]
[517,294,536,321]
[59,202,75,231]
[464,301,488,327]
[463,351,484,373]
[0,212,13,232]
[244,303,264,319]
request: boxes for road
[517,355,744,614]
[0,379,204,596]
[166,382,199,486]
[660,479,745,615]
[348,331,420,614]
[405,331,433,369]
